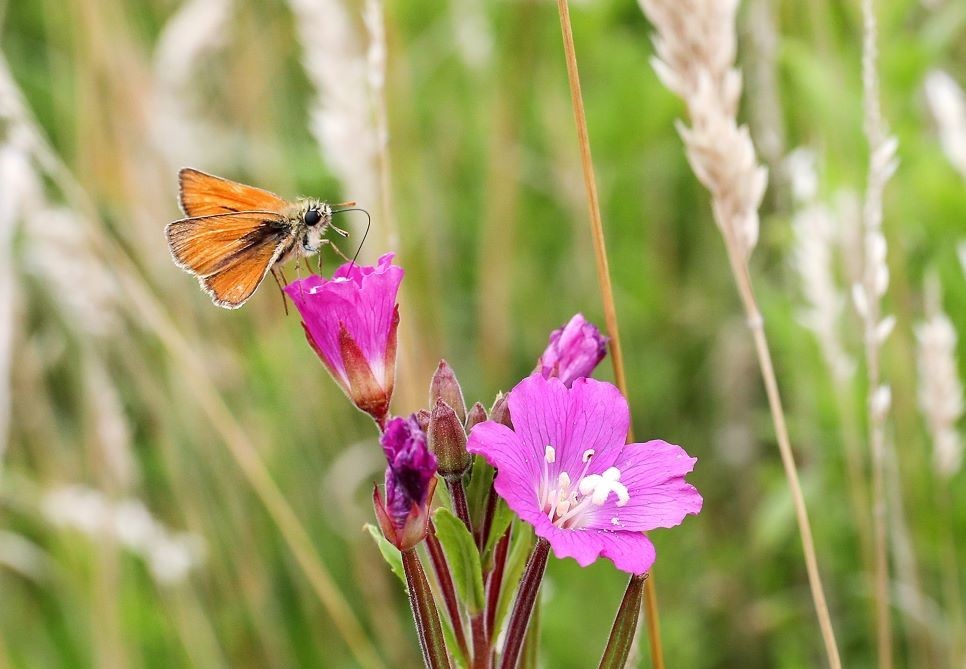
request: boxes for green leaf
[439,611,469,669]
[466,455,495,530]
[494,520,534,639]
[433,508,485,614]
[483,497,514,567]
[364,524,407,592]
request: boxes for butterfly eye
[303,208,322,226]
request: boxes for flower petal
[557,377,629,479]
[467,421,551,534]
[532,514,657,574]
[505,374,571,468]
[285,253,403,391]
[590,440,702,532]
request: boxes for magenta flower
[536,313,608,387]
[467,374,702,574]
[285,253,402,425]
[373,415,438,551]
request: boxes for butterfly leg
[324,238,353,263]
[270,266,289,316]
[294,248,306,298]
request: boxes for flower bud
[429,359,467,423]
[489,392,513,429]
[375,415,438,551]
[465,402,487,431]
[414,408,431,433]
[428,399,471,480]
[535,313,608,387]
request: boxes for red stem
[476,481,498,552]
[426,521,469,661]
[485,528,511,641]
[470,613,488,669]
[498,539,550,669]
[447,478,473,534]
[402,548,452,669]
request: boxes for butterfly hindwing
[200,238,291,308]
[178,168,289,218]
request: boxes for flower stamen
[541,452,630,528]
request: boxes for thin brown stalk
[639,0,842,664]
[553,2,664,667]
[722,230,842,669]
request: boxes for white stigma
[540,449,631,529]
[578,467,630,507]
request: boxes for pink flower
[285,253,402,425]
[467,374,702,574]
[373,415,438,551]
[536,313,608,387]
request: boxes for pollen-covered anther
[545,446,556,463]
[578,466,630,506]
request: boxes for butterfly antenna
[332,207,371,272]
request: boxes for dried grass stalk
[640,1,842,666]
[857,1,899,665]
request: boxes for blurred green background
[2,0,965,666]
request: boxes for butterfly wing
[166,211,293,308]
[179,168,289,218]
[200,242,288,309]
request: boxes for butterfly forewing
[179,168,289,218]
[166,211,290,277]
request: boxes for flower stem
[476,482,498,553]
[485,528,511,641]
[553,1,664,666]
[520,602,540,669]
[499,538,550,669]
[447,478,473,535]
[597,574,646,669]
[426,521,469,661]
[402,548,452,669]
[470,613,488,669]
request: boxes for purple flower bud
[535,313,608,387]
[381,416,438,512]
[374,415,438,550]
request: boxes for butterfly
[166,168,355,309]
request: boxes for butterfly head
[297,199,333,229]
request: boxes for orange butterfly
[166,168,353,309]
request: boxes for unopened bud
[414,409,431,433]
[465,402,487,431]
[428,399,471,479]
[489,392,513,429]
[430,360,467,423]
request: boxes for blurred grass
[2,0,966,667]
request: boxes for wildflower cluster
[285,259,702,668]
